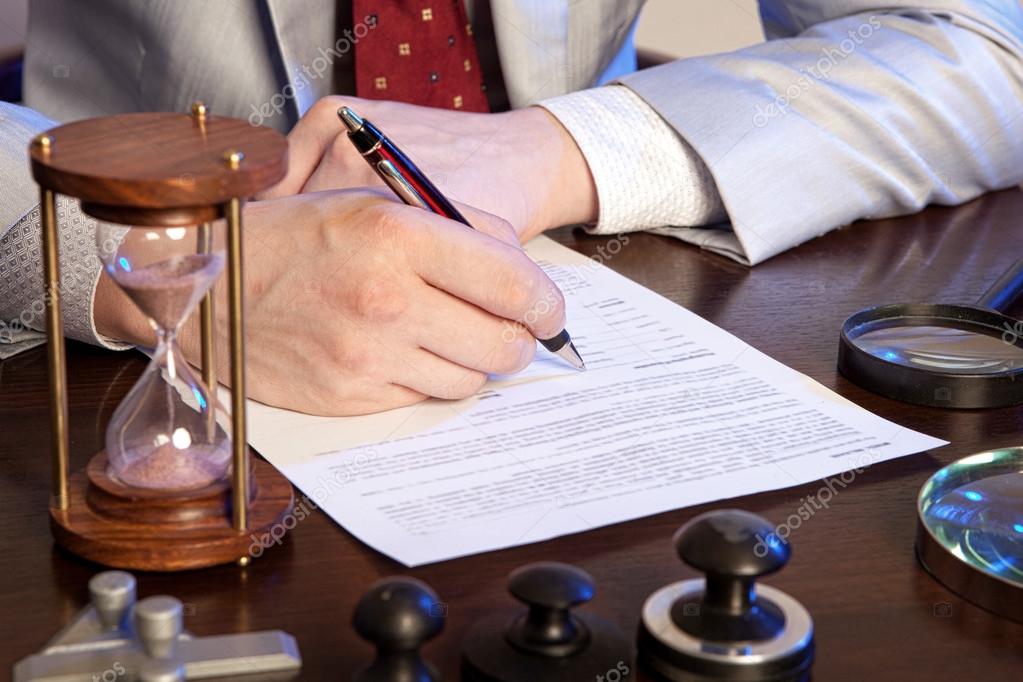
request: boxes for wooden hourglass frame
[29,103,294,571]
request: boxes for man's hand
[260,96,599,241]
[95,189,566,416]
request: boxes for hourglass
[97,221,230,491]
[30,104,294,571]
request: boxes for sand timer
[97,222,230,491]
[30,104,294,571]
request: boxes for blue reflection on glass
[922,456,1023,588]
[118,256,132,272]
[192,386,206,410]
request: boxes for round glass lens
[919,448,1023,588]
[851,323,1023,375]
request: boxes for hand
[260,96,599,241]
[94,189,566,416]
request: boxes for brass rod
[226,198,248,531]
[197,222,216,445]
[197,223,215,392]
[40,188,69,510]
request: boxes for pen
[337,106,586,371]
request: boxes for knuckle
[368,204,411,245]
[329,336,377,379]
[348,275,408,323]
[498,268,540,316]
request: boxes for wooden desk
[4,189,1023,681]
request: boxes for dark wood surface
[4,189,1023,681]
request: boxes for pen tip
[337,106,363,133]
[555,341,586,371]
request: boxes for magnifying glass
[917,446,1023,622]
[838,260,1023,408]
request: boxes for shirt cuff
[538,85,726,235]
[0,196,130,357]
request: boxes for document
[245,236,947,566]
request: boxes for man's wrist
[513,106,598,240]
[94,270,150,344]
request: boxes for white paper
[245,236,947,566]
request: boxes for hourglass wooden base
[49,451,294,571]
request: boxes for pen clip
[376,159,430,211]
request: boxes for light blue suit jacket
[1,0,1022,353]
[8,0,1023,262]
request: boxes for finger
[260,96,347,199]
[412,285,536,375]
[404,210,567,340]
[394,348,489,401]
[281,379,427,417]
[451,201,521,247]
[300,132,382,194]
[330,382,427,416]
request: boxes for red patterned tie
[352,0,490,112]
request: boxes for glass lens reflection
[920,451,1023,586]
[851,324,1023,375]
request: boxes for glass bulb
[97,222,231,492]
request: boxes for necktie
[352,0,490,112]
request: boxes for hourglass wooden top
[29,111,287,226]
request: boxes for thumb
[258,96,349,200]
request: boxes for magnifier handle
[976,259,1023,313]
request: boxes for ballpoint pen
[336,105,586,371]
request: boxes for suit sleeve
[609,1,1023,264]
[0,101,129,357]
